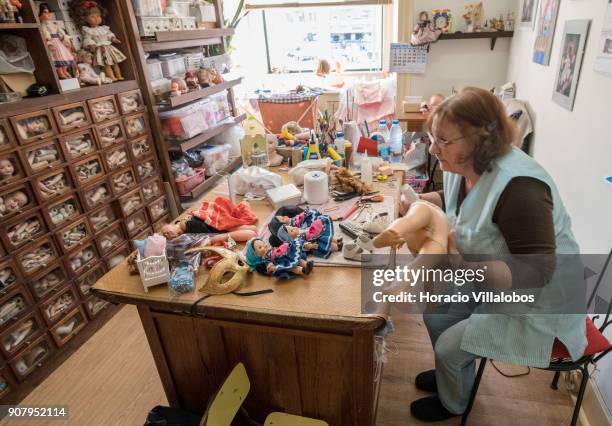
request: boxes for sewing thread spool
[303,171,329,205]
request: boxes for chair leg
[570,365,589,426]
[460,358,487,426]
[550,371,561,390]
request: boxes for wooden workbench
[92,170,400,425]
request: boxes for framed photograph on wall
[533,0,561,65]
[520,0,539,29]
[552,20,591,111]
[594,0,612,75]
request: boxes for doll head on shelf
[0,159,15,179]
[5,191,28,213]
[245,238,269,269]
[38,3,51,22]
[71,0,106,28]
[170,77,188,96]
[77,49,93,64]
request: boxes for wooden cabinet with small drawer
[84,296,109,320]
[152,215,170,234]
[101,144,129,173]
[0,260,22,297]
[54,216,93,255]
[109,166,137,197]
[64,243,98,278]
[70,154,105,186]
[0,151,25,186]
[52,102,92,134]
[0,119,17,153]
[15,237,60,279]
[0,311,45,359]
[118,188,144,218]
[50,307,88,348]
[87,96,120,124]
[18,138,65,176]
[94,119,125,149]
[0,285,33,330]
[104,242,130,271]
[88,202,119,234]
[117,90,144,115]
[127,136,153,162]
[95,221,126,256]
[40,285,78,326]
[80,178,112,211]
[75,263,105,299]
[135,154,158,182]
[123,113,147,140]
[147,195,169,223]
[1,210,48,251]
[123,208,150,238]
[142,177,164,202]
[10,110,58,145]
[28,262,69,302]
[59,127,99,162]
[32,167,74,204]
[0,182,37,222]
[41,192,83,230]
[10,335,54,381]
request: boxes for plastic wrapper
[166,234,212,295]
[171,156,194,178]
[184,149,204,168]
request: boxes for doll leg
[231,224,258,232]
[372,202,434,249]
[112,64,124,80]
[104,65,117,81]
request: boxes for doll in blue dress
[245,238,313,279]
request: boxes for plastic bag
[229,166,282,196]
[171,156,194,178]
[288,158,331,186]
[0,35,35,74]
[184,149,204,168]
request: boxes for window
[262,5,383,73]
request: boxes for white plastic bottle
[389,119,403,162]
[361,154,373,185]
[377,120,389,143]
[334,131,346,156]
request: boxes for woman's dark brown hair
[427,86,518,174]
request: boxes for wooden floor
[2,305,576,426]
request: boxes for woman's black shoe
[410,396,460,422]
[415,369,437,393]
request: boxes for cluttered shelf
[168,113,247,152]
[179,156,242,202]
[0,80,140,118]
[159,77,242,109]
[438,31,514,50]
[151,28,234,42]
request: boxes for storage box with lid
[137,17,172,37]
[159,54,186,78]
[146,58,164,81]
[183,50,204,71]
[197,144,230,176]
[132,0,165,16]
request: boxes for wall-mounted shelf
[152,28,234,42]
[438,31,514,50]
[158,77,243,109]
[0,23,39,29]
[169,113,247,152]
[179,156,242,202]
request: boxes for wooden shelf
[0,23,39,29]
[0,80,140,119]
[438,31,513,50]
[153,28,234,42]
[158,77,243,109]
[141,29,235,52]
[179,156,242,202]
[169,113,247,152]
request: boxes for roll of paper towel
[303,171,329,205]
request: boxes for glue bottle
[361,154,373,185]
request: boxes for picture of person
[604,38,612,55]
[556,33,580,97]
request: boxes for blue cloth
[133,239,147,256]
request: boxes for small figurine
[0,0,22,23]
[170,77,188,97]
[76,50,112,86]
[245,238,313,279]
[39,3,77,79]
[72,0,126,81]
[185,71,200,90]
[0,158,15,180]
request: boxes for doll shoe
[303,260,314,275]
[356,232,373,251]
[362,214,391,235]
[343,242,372,262]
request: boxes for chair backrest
[587,249,612,332]
[200,363,250,426]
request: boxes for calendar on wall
[389,43,427,74]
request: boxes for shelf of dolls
[438,31,514,50]
[178,156,241,202]
[168,112,246,152]
[159,77,242,109]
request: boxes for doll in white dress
[73,0,126,81]
[76,49,112,86]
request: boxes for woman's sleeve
[493,176,556,288]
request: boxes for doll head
[245,238,269,269]
[5,191,28,212]
[278,225,300,243]
[160,223,182,240]
[418,11,429,22]
[0,159,15,178]
[38,3,51,22]
[77,49,93,64]
[72,0,106,27]
[171,77,187,92]
[29,117,48,134]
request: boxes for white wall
[409,0,517,97]
[506,0,612,415]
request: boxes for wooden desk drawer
[0,151,26,187]
[94,119,125,149]
[18,138,64,176]
[123,208,150,238]
[0,311,45,359]
[1,209,48,252]
[0,182,37,222]
[28,262,69,302]
[32,167,74,204]
[40,285,78,326]
[64,242,98,278]
[15,236,60,279]
[80,178,111,211]
[10,109,57,145]
[50,306,88,348]
[95,221,127,256]
[58,127,98,162]
[54,215,94,255]
[0,285,33,330]
[0,259,22,297]
[88,96,120,124]
[84,296,109,320]
[52,102,92,134]
[41,191,83,230]
[10,334,54,381]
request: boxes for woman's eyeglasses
[427,130,483,147]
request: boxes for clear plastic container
[159,54,186,78]
[132,0,164,16]
[389,119,403,162]
[210,93,231,123]
[146,58,163,81]
[170,1,191,17]
[198,144,230,176]
[159,99,214,141]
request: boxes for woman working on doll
[394,87,586,422]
